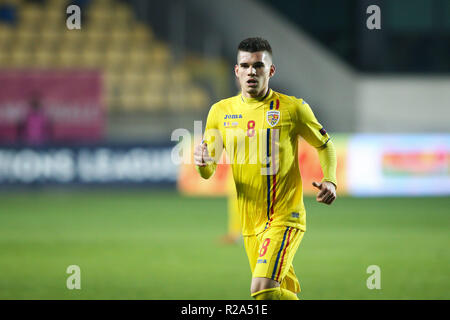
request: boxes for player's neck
[241,88,271,103]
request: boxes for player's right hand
[312,181,336,205]
[194,141,213,167]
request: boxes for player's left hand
[312,181,336,205]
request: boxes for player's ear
[234,64,239,77]
[269,64,276,77]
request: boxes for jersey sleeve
[202,103,219,147]
[294,99,330,148]
[294,99,337,186]
[196,103,222,179]
[317,140,338,187]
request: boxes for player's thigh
[253,226,304,283]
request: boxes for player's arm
[195,105,222,179]
[313,141,337,204]
[295,100,337,205]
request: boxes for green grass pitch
[0,189,449,299]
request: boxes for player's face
[235,51,275,98]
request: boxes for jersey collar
[240,88,273,106]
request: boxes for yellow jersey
[198,89,333,236]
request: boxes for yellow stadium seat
[82,40,104,53]
[105,68,121,83]
[43,7,65,25]
[130,22,153,44]
[39,30,60,48]
[103,49,125,69]
[110,29,129,45]
[14,20,35,33]
[113,3,133,25]
[84,29,106,47]
[105,39,129,55]
[88,9,110,24]
[0,51,10,67]
[170,67,190,86]
[39,22,61,38]
[59,29,83,51]
[87,20,112,36]
[20,3,42,24]
[189,86,210,110]
[120,93,141,111]
[81,50,103,68]
[145,69,167,88]
[15,28,37,47]
[0,24,13,48]
[122,71,144,92]
[88,0,111,14]
[55,49,83,68]
[142,90,165,111]
[127,63,151,78]
[46,0,69,10]
[8,40,30,60]
[126,47,150,67]
[34,50,54,68]
[167,87,188,111]
[9,50,33,67]
[151,42,170,65]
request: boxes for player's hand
[194,141,214,167]
[312,181,336,205]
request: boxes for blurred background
[0,0,449,299]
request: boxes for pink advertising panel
[0,70,104,144]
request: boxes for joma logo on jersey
[224,114,243,119]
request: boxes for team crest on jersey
[266,110,280,127]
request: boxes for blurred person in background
[219,169,242,244]
[18,95,53,146]
[195,37,337,300]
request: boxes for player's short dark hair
[237,37,272,58]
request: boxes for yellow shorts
[244,226,304,293]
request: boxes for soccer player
[194,37,337,300]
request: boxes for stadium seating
[0,0,211,112]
